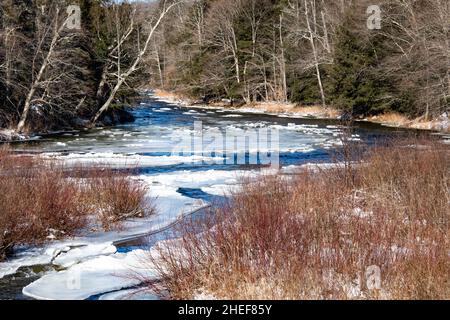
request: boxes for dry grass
[237,102,341,119]
[153,138,449,300]
[0,148,87,259]
[368,112,450,132]
[83,169,154,231]
[153,89,188,103]
[244,102,298,113]
[367,112,411,126]
[0,147,152,260]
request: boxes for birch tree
[205,0,243,87]
[91,0,181,124]
[285,0,332,108]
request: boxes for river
[0,93,426,300]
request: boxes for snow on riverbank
[15,164,314,300]
[98,288,159,300]
[150,90,341,120]
[0,174,206,279]
[22,249,156,300]
[0,248,55,279]
[22,236,187,300]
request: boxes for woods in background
[0,0,177,133]
[148,0,449,119]
[0,0,449,133]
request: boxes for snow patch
[23,249,155,300]
[53,243,117,268]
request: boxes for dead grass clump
[0,148,87,259]
[368,112,410,126]
[153,138,449,300]
[84,169,153,230]
[0,148,153,260]
[291,105,342,118]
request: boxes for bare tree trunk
[243,60,250,102]
[321,9,331,54]
[437,2,450,101]
[96,67,109,100]
[154,44,165,88]
[17,10,64,133]
[92,1,179,124]
[279,14,287,102]
[231,29,240,84]
[3,28,14,109]
[194,1,205,46]
[304,0,326,108]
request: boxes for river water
[1,94,421,300]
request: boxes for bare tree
[91,0,181,124]
[285,0,331,108]
[16,7,67,132]
[188,0,206,46]
[381,0,450,118]
[205,0,243,87]
[95,6,137,103]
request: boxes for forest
[0,0,176,134]
[150,0,449,118]
[0,0,449,134]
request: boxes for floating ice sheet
[23,249,155,300]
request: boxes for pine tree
[328,21,388,117]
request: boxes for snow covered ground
[13,164,310,300]
[23,249,155,300]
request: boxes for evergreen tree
[328,20,389,116]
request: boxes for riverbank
[153,89,450,133]
[153,138,450,300]
[0,107,136,143]
[0,148,153,261]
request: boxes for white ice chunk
[0,248,54,279]
[53,243,117,268]
[23,249,156,300]
[43,152,226,168]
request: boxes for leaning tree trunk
[17,12,62,133]
[305,0,326,109]
[91,1,179,125]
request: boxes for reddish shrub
[153,138,450,300]
[0,147,153,260]
[84,168,154,230]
